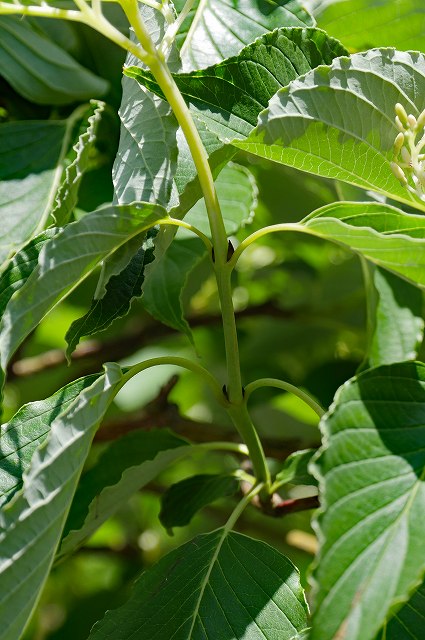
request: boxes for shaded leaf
[59,429,191,559]
[65,231,156,358]
[274,449,318,489]
[89,529,309,639]
[235,49,425,211]
[0,16,108,104]
[310,362,425,640]
[159,473,240,531]
[310,0,425,53]
[174,0,314,70]
[0,120,67,266]
[52,100,105,225]
[0,203,166,383]
[380,578,425,639]
[361,264,424,370]
[299,201,425,287]
[0,363,124,640]
[0,373,100,508]
[126,27,347,141]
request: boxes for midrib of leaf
[187,485,262,636]
[180,0,208,60]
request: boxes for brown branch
[8,302,298,379]
[267,495,320,517]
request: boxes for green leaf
[126,27,347,142]
[52,100,105,226]
[310,362,425,640]
[65,231,156,358]
[159,473,240,531]
[0,363,124,640]
[88,529,309,639]
[274,449,318,489]
[0,229,59,317]
[0,373,100,509]
[142,163,256,336]
[0,16,108,104]
[0,120,67,266]
[380,578,425,639]
[174,0,314,70]
[59,429,192,559]
[298,201,425,287]
[361,264,424,370]
[0,203,166,382]
[235,49,425,211]
[311,0,425,53]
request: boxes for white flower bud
[390,162,407,184]
[395,116,405,132]
[401,146,411,164]
[407,114,417,129]
[395,103,408,125]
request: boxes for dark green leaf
[0,16,108,104]
[274,449,318,489]
[160,473,240,530]
[380,578,425,639]
[59,429,192,559]
[89,530,309,639]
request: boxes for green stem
[196,442,249,456]
[156,217,212,250]
[119,355,224,403]
[228,223,301,270]
[244,378,325,419]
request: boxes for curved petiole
[228,223,302,271]
[156,217,213,251]
[244,378,325,419]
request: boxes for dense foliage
[0,1,424,638]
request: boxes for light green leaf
[59,429,192,559]
[88,529,309,639]
[361,264,424,370]
[235,49,425,212]
[126,27,347,142]
[274,449,318,489]
[52,100,105,226]
[0,120,67,266]
[310,362,425,640]
[299,201,425,287]
[0,373,100,508]
[311,0,425,53]
[0,229,59,317]
[0,203,166,382]
[0,363,124,640]
[0,16,108,104]
[142,163,256,336]
[65,232,156,358]
[174,0,314,71]
[159,473,240,531]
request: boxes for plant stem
[244,378,325,419]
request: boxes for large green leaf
[310,362,425,640]
[159,473,240,531]
[52,100,105,225]
[58,429,192,559]
[0,203,166,383]
[235,49,425,211]
[0,363,124,640]
[174,0,314,70]
[0,373,100,509]
[298,201,425,287]
[310,0,425,53]
[142,163,256,336]
[361,264,424,370]
[89,529,309,639]
[0,16,108,104]
[126,27,347,142]
[0,120,67,266]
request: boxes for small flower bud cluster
[391,103,425,201]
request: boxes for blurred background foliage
[2,9,423,640]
